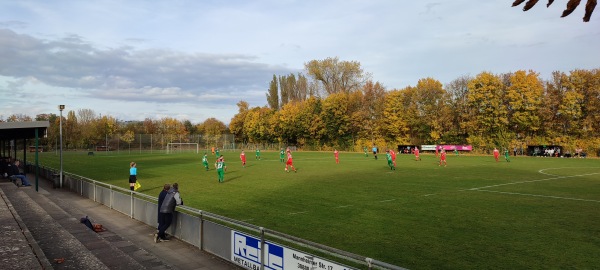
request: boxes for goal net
[166,143,199,154]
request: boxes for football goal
[166,143,199,154]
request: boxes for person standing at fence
[155,183,171,237]
[202,153,209,171]
[255,148,261,160]
[129,162,137,191]
[156,183,182,242]
[240,150,247,168]
[215,156,227,183]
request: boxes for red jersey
[334,150,339,158]
[390,150,396,160]
[286,152,293,165]
[414,148,420,156]
[240,152,246,162]
[440,151,446,160]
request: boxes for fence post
[260,227,265,270]
[366,258,373,270]
[93,180,97,202]
[199,210,204,250]
[130,191,134,218]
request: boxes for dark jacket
[159,188,182,214]
[158,190,168,215]
[7,163,21,176]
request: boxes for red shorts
[286,159,293,165]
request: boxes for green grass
[29,150,600,269]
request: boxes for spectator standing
[156,183,182,242]
[156,183,171,236]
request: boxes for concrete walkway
[0,175,240,270]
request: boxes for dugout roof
[0,121,50,140]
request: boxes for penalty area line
[472,189,600,203]
[288,211,309,215]
[469,172,600,190]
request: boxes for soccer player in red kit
[240,150,247,167]
[390,149,397,167]
[493,148,499,162]
[334,149,339,164]
[285,149,297,172]
[439,149,447,167]
[414,147,421,161]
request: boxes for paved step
[1,182,173,269]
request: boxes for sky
[0,0,599,124]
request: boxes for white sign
[421,145,437,151]
[232,231,352,270]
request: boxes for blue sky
[1,0,598,124]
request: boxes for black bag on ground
[80,216,94,230]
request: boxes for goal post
[166,143,199,154]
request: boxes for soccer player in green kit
[504,149,511,162]
[255,149,261,160]
[215,156,226,183]
[215,148,220,157]
[279,148,285,162]
[363,146,368,157]
[386,150,396,170]
[202,153,209,171]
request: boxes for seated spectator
[7,160,31,186]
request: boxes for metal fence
[28,163,406,270]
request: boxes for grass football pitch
[31,150,600,269]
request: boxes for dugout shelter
[527,145,563,157]
[0,121,50,191]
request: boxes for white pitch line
[335,205,353,208]
[469,172,600,190]
[378,199,396,203]
[538,167,600,177]
[288,211,309,215]
[473,190,600,203]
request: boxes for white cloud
[0,0,599,123]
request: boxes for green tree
[506,70,543,137]
[305,57,370,95]
[197,118,227,147]
[229,101,250,144]
[120,130,135,153]
[466,72,509,148]
[266,75,279,110]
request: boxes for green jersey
[202,155,208,164]
[280,150,285,158]
[386,153,392,161]
[215,149,220,156]
[256,149,261,156]
[216,161,226,171]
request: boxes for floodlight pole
[59,105,65,188]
